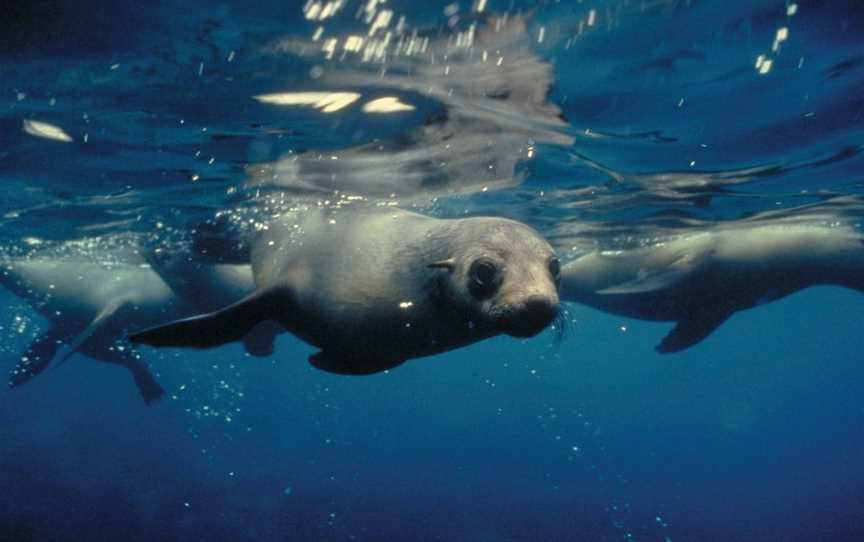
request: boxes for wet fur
[0,255,259,403]
[133,208,561,375]
[560,224,864,352]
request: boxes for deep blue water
[2,1,864,541]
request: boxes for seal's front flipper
[309,351,406,375]
[242,321,282,357]
[597,249,710,296]
[130,289,285,349]
[656,310,732,354]
[9,326,70,387]
[89,347,165,404]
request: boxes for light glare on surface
[362,97,416,113]
[304,0,344,21]
[22,120,73,143]
[253,92,361,113]
[344,35,365,52]
[368,9,393,36]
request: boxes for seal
[131,208,562,375]
[0,253,259,403]
[560,223,864,353]
[143,248,280,358]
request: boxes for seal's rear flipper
[130,289,284,349]
[9,326,70,387]
[308,351,405,375]
[10,302,122,388]
[656,310,731,353]
[89,347,165,404]
[127,358,165,404]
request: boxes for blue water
[2,1,864,540]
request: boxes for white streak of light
[344,35,365,52]
[369,9,393,36]
[23,120,73,142]
[362,96,416,113]
[253,92,361,113]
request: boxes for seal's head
[429,217,561,338]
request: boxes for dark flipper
[130,289,285,349]
[656,310,732,354]
[127,358,166,404]
[309,351,406,375]
[9,327,70,387]
[89,346,165,404]
[242,321,282,357]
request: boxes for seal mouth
[492,295,560,338]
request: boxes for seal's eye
[548,257,561,282]
[469,258,500,298]
[472,260,498,285]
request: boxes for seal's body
[1,256,256,402]
[561,224,864,353]
[133,208,561,374]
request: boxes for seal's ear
[130,289,284,349]
[427,258,455,271]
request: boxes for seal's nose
[502,295,560,338]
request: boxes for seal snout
[497,295,560,338]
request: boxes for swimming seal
[560,223,864,353]
[131,208,561,374]
[0,252,259,403]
